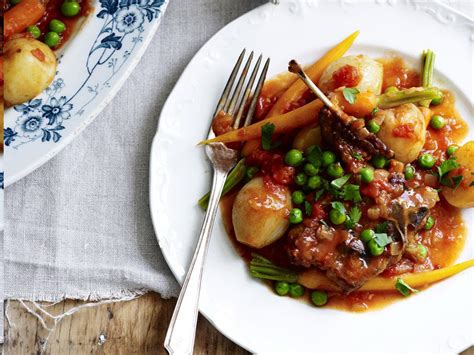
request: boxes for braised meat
[319,107,393,173]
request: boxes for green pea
[289,283,305,298]
[329,208,346,225]
[274,281,290,296]
[327,163,344,178]
[27,25,41,39]
[61,0,81,17]
[418,153,436,169]
[425,215,435,230]
[322,151,336,166]
[368,239,384,256]
[9,0,21,5]
[291,191,305,205]
[430,96,443,106]
[246,166,258,180]
[44,32,60,48]
[284,149,304,167]
[310,290,328,306]
[360,229,375,243]
[306,176,322,190]
[404,165,415,180]
[289,208,303,224]
[49,19,66,33]
[385,86,399,94]
[372,155,387,169]
[294,173,307,186]
[446,145,458,156]
[304,163,319,176]
[367,120,380,134]
[360,167,374,183]
[430,115,445,130]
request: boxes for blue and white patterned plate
[4,0,169,185]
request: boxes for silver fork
[164,49,270,355]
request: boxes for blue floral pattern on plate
[5,0,167,148]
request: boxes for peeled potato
[318,55,383,95]
[442,141,474,208]
[376,104,426,163]
[232,177,291,249]
[4,38,57,106]
[293,125,321,151]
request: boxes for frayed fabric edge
[5,286,178,303]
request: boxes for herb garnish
[395,278,418,297]
[373,233,392,248]
[437,157,460,187]
[304,201,313,217]
[344,206,361,229]
[331,201,346,214]
[331,174,351,189]
[342,87,360,104]
[352,152,363,161]
[343,184,362,202]
[261,123,281,150]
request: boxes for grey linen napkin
[4,0,266,302]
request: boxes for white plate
[150,1,474,353]
[4,0,169,186]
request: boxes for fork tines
[210,49,270,138]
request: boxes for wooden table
[3,293,473,354]
[3,293,249,354]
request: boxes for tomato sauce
[378,57,421,90]
[219,56,469,312]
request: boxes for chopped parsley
[331,201,346,214]
[342,87,360,104]
[395,278,418,297]
[331,174,351,189]
[373,233,392,248]
[306,146,323,166]
[375,221,389,233]
[352,152,363,161]
[450,175,464,189]
[314,189,325,201]
[343,184,362,203]
[344,206,361,229]
[304,201,313,216]
[437,157,460,187]
[261,123,280,150]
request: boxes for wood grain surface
[3,293,249,354]
[3,293,473,354]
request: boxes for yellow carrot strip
[266,30,360,117]
[298,259,474,291]
[200,99,324,145]
[240,30,359,155]
[361,259,474,291]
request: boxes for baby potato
[318,55,383,95]
[442,141,474,208]
[376,104,426,163]
[232,177,292,249]
[293,125,321,151]
[4,38,57,106]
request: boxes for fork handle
[164,168,228,355]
